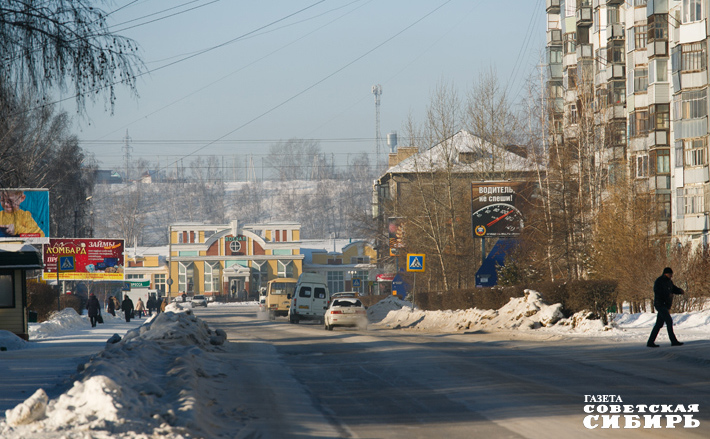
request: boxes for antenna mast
[372,84,382,168]
[122,130,132,183]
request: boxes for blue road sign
[407,254,425,272]
[58,256,75,272]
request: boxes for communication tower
[372,84,382,167]
[122,130,132,183]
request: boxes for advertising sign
[388,217,405,256]
[471,181,526,238]
[0,188,50,244]
[42,239,125,281]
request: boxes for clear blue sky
[66,0,547,174]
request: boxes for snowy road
[196,305,710,439]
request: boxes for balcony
[576,44,593,60]
[608,64,625,79]
[607,23,624,40]
[546,0,560,14]
[606,0,623,5]
[547,29,562,45]
[576,5,593,28]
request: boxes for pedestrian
[135,298,145,319]
[121,295,135,323]
[146,296,153,316]
[156,296,163,314]
[106,295,116,316]
[160,297,167,313]
[647,267,685,348]
[86,293,101,327]
[181,292,187,302]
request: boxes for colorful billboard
[388,217,405,256]
[471,181,526,238]
[0,188,50,244]
[42,239,125,281]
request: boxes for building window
[350,256,371,264]
[630,110,649,137]
[651,104,670,130]
[0,271,14,308]
[608,40,625,64]
[659,193,671,220]
[684,187,704,214]
[679,89,708,119]
[154,273,166,293]
[569,103,578,124]
[675,141,684,168]
[683,0,704,24]
[178,262,194,293]
[327,271,344,294]
[656,149,671,174]
[684,138,708,167]
[653,59,668,83]
[634,0,647,6]
[609,80,626,105]
[634,67,648,93]
[564,32,576,55]
[636,155,649,178]
[648,14,668,41]
[681,42,707,72]
[635,25,647,49]
[204,262,220,292]
[126,274,143,280]
[277,260,293,278]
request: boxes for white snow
[2,291,710,437]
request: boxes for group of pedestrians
[86,293,168,327]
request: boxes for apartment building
[546,0,709,245]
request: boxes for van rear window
[314,288,326,299]
[299,286,311,298]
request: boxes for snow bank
[29,308,89,340]
[2,309,228,438]
[0,330,27,351]
[374,290,566,332]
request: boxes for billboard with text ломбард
[42,239,125,281]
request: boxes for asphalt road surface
[196,305,710,439]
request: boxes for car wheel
[324,322,331,331]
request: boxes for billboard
[471,181,526,238]
[42,239,125,281]
[0,188,50,244]
[388,217,405,256]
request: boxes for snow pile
[29,308,89,339]
[367,295,413,322]
[0,330,27,351]
[375,290,566,332]
[2,309,228,438]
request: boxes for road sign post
[406,254,425,306]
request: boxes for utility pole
[372,84,382,169]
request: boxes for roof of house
[385,130,535,175]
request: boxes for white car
[191,295,207,307]
[324,298,367,330]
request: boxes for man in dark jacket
[121,295,135,323]
[86,293,101,327]
[647,267,684,348]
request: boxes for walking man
[647,267,685,348]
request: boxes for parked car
[191,295,207,307]
[324,298,367,330]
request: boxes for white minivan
[288,273,330,324]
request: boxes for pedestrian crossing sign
[407,254,425,272]
[58,256,75,272]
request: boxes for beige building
[167,220,303,300]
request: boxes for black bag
[97,313,104,324]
